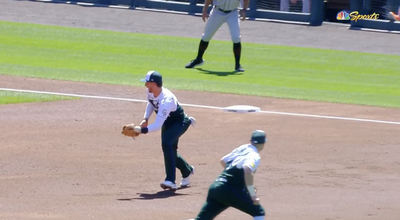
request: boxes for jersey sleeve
[146,97,175,133]
[243,154,260,172]
[146,114,167,133]
[143,102,154,120]
[221,148,239,164]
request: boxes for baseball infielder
[185,0,249,72]
[188,130,267,220]
[128,70,196,190]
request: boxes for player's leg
[200,8,227,53]
[388,10,400,20]
[173,138,195,187]
[395,6,400,20]
[217,184,266,218]
[192,182,229,220]
[226,10,244,72]
[160,124,179,189]
[230,191,265,218]
[185,7,227,68]
[280,0,290,11]
[174,117,194,186]
[388,5,400,20]
[160,118,192,188]
[302,0,310,13]
[194,198,228,220]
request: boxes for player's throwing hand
[240,9,246,21]
[140,119,148,128]
[202,10,209,22]
[251,196,260,205]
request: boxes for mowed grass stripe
[0,20,399,108]
[0,91,79,105]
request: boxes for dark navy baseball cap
[251,130,267,144]
[140,70,163,85]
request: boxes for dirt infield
[1,1,400,220]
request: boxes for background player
[188,130,267,220]
[185,0,250,72]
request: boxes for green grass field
[0,20,399,108]
[0,91,78,105]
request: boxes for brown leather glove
[121,123,140,139]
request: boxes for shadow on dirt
[117,187,190,200]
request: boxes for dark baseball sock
[233,42,241,66]
[196,40,209,60]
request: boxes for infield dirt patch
[1,1,400,220]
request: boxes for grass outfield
[0,20,399,108]
[0,91,78,105]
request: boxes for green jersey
[217,144,260,188]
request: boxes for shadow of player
[197,68,243,76]
[117,187,190,201]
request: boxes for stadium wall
[31,0,322,25]
[349,0,400,31]
[30,0,400,31]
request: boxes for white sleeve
[146,114,167,133]
[143,102,154,120]
[221,148,239,163]
[243,154,260,172]
[146,97,175,133]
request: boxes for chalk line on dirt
[1,87,400,125]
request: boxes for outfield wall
[350,0,400,32]
[30,0,400,31]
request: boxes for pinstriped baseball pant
[201,6,241,43]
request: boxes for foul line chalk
[1,88,400,126]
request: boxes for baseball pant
[161,116,193,184]
[201,6,241,43]
[194,181,265,220]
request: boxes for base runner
[188,130,267,220]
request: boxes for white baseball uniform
[202,0,243,43]
[143,87,181,133]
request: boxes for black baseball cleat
[185,59,204,68]
[235,64,245,72]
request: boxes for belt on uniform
[215,177,227,182]
[216,6,233,13]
